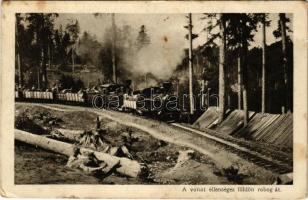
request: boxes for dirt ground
[15,141,101,184]
[15,103,277,184]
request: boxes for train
[15,82,181,121]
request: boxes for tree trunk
[239,14,249,126]
[17,52,22,87]
[242,83,248,125]
[218,14,226,122]
[72,47,75,74]
[237,56,242,110]
[42,48,48,89]
[40,15,47,90]
[16,22,23,87]
[37,66,40,90]
[15,129,145,178]
[261,14,267,113]
[42,47,48,89]
[279,13,290,113]
[188,13,194,115]
[37,49,44,90]
[242,40,249,126]
[112,13,117,83]
[226,55,231,109]
[48,39,51,69]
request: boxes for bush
[59,74,85,92]
[15,112,48,135]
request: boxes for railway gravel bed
[171,124,292,174]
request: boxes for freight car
[16,83,127,103]
[15,82,180,121]
[89,83,127,109]
[122,83,180,120]
[16,90,85,104]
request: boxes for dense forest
[15,13,293,116]
[172,14,293,116]
[15,13,152,89]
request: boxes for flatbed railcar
[15,82,181,121]
[122,84,180,120]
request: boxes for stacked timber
[193,107,220,129]
[214,110,255,135]
[193,108,293,149]
[235,113,293,148]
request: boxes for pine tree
[280,13,290,113]
[136,25,151,51]
[226,14,260,126]
[26,13,58,89]
[218,14,226,122]
[261,14,268,113]
[66,20,80,74]
[273,13,292,113]
[202,14,227,122]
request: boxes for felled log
[274,172,293,185]
[54,128,110,149]
[54,128,84,141]
[15,129,145,178]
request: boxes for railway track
[16,101,293,174]
[171,123,293,174]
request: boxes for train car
[14,81,179,121]
[122,82,180,120]
[85,91,101,107]
[21,90,54,102]
[122,93,139,112]
[89,83,128,110]
[56,92,85,104]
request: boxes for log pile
[52,128,134,159]
[15,129,147,178]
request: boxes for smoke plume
[130,35,185,80]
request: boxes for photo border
[1,1,307,198]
